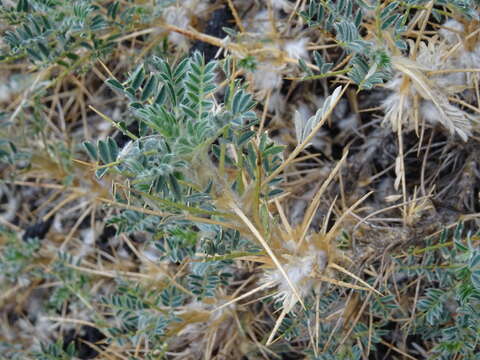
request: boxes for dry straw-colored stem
[230,202,306,310]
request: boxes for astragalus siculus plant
[1,0,480,359]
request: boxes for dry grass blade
[326,191,373,242]
[298,150,348,246]
[317,275,375,293]
[328,262,382,296]
[214,281,275,312]
[230,202,306,309]
[266,307,288,346]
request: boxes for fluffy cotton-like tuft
[267,90,286,113]
[284,38,309,60]
[457,43,480,69]
[252,63,283,94]
[163,6,190,48]
[243,10,270,34]
[438,19,480,79]
[270,0,294,11]
[262,243,327,311]
[439,19,464,44]
[0,83,10,102]
[0,75,29,103]
[167,300,237,359]
[183,0,209,13]
[381,39,476,140]
[78,228,96,258]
